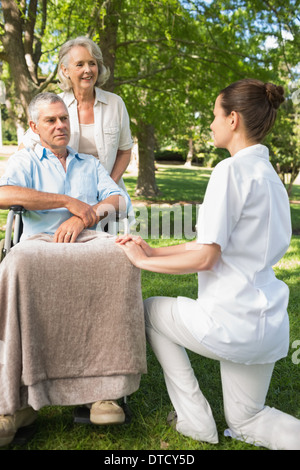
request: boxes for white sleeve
[197,160,244,251]
[117,98,133,151]
[0,151,33,188]
[22,128,40,149]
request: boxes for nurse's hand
[116,234,153,256]
[118,239,148,268]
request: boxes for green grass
[1,165,300,451]
[125,164,212,203]
[0,210,7,241]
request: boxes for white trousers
[144,296,300,450]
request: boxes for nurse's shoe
[167,410,177,429]
[167,409,219,444]
[0,407,37,447]
[90,400,125,425]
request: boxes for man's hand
[53,216,85,243]
[64,197,98,228]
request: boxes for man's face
[30,101,70,152]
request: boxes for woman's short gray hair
[57,36,110,91]
[28,92,66,124]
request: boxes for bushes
[154,150,185,162]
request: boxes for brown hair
[219,79,285,142]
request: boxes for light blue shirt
[0,144,129,240]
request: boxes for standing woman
[57,37,132,191]
[23,36,133,219]
[117,79,300,450]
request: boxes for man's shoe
[90,400,125,425]
[0,407,37,447]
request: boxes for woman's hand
[116,235,154,257]
[53,216,85,243]
[117,238,221,274]
[118,239,148,268]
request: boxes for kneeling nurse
[117,79,300,450]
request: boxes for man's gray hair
[28,92,66,124]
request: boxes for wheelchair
[0,205,132,444]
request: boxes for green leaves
[0,0,299,182]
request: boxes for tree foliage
[0,0,299,196]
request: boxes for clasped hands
[116,235,152,268]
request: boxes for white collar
[62,87,108,107]
[233,144,269,161]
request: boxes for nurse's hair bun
[264,83,285,109]
[220,78,284,142]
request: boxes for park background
[0,0,299,451]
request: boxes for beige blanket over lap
[0,231,147,415]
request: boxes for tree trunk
[135,122,160,197]
[185,137,193,167]
[94,0,123,92]
[93,1,160,198]
[1,0,38,118]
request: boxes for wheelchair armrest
[9,205,25,213]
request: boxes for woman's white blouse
[61,88,133,177]
[177,144,292,364]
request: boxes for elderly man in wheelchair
[0,93,146,447]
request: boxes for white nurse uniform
[144,144,300,450]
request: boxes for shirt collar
[35,143,83,160]
[233,144,269,161]
[94,87,108,104]
[62,87,108,107]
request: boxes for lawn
[0,164,299,452]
